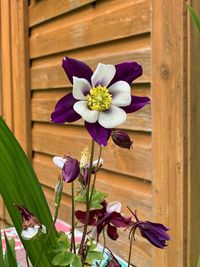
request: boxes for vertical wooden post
[187,1,200,266]
[152,0,187,266]
[10,0,31,159]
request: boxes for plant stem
[71,181,76,253]
[78,139,95,255]
[34,180,62,267]
[128,232,134,267]
[89,145,102,204]
[98,229,106,267]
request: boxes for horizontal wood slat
[31,88,151,132]
[32,123,152,180]
[31,49,151,89]
[30,1,150,58]
[29,0,96,27]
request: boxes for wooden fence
[0,0,200,266]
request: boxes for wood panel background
[0,0,199,266]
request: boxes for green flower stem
[25,244,30,267]
[128,233,134,267]
[89,145,102,205]
[71,181,76,254]
[98,229,106,267]
[34,179,63,267]
[78,139,95,255]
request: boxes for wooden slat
[152,1,187,266]
[31,85,151,132]
[31,49,151,89]
[187,1,200,266]
[29,0,96,27]
[30,1,150,58]
[32,123,152,181]
[10,0,31,158]
[0,0,13,129]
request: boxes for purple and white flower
[51,57,150,146]
[15,205,46,240]
[75,201,131,241]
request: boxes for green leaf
[0,230,4,267]
[0,116,59,266]
[52,252,74,266]
[75,189,108,209]
[4,234,17,267]
[197,255,200,267]
[50,232,70,254]
[187,3,200,33]
[71,255,82,267]
[87,251,104,264]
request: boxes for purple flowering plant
[0,56,170,267]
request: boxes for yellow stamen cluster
[86,85,112,111]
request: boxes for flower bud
[55,179,63,206]
[111,129,133,149]
[62,156,80,183]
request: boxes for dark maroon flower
[51,57,150,146]
[75,201,131,241]
[111,129,133,149]
[128,209,170,249]
[53,156,80,183]
[14,205,46,240]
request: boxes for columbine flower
[15,205,46,240]
[75,201,131,241]
[51,57,150,146]
[128,209,170,249]
[111,129,133,149]
[53,156,80,183]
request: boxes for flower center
[86,85,112,111]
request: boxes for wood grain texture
[31,48,151,89]
[30,0,150,58]
[152,1,187,266]
[10,0,31,158]
[32,122,153,181]
[187,0,200,266]
[0,0,13,130]
[29,0,97,27]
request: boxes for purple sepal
[51,93,81,123]
[122,95,150,113]
[62,57,93,84]
[109,62,143,86]
[85,121,112,146]
[62,156,80,183]
[107,224,119,240]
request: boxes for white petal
[98,106,127,128]
[91,63,116,87]
[109,81,131,107]
[40,225,47,234]
[21,227,38,240]
[72,77,91,100]
[73,101,98,123]
[53,156,66,169]
[92,158,103,167]
[107,201,121,213]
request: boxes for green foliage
[85,241,104,266]
[0,117,59,267]
[50,232,82,267]
[187,3,200,33]
[75,189,108,209]
[4,234,18,267]
[197,255,200,267]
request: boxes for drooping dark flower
[53,156,80,183]
[14,205,46,240]
[51,57,150,146]
[128,209,170,249]
[75,201,131,241]
[111,129,133,149]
